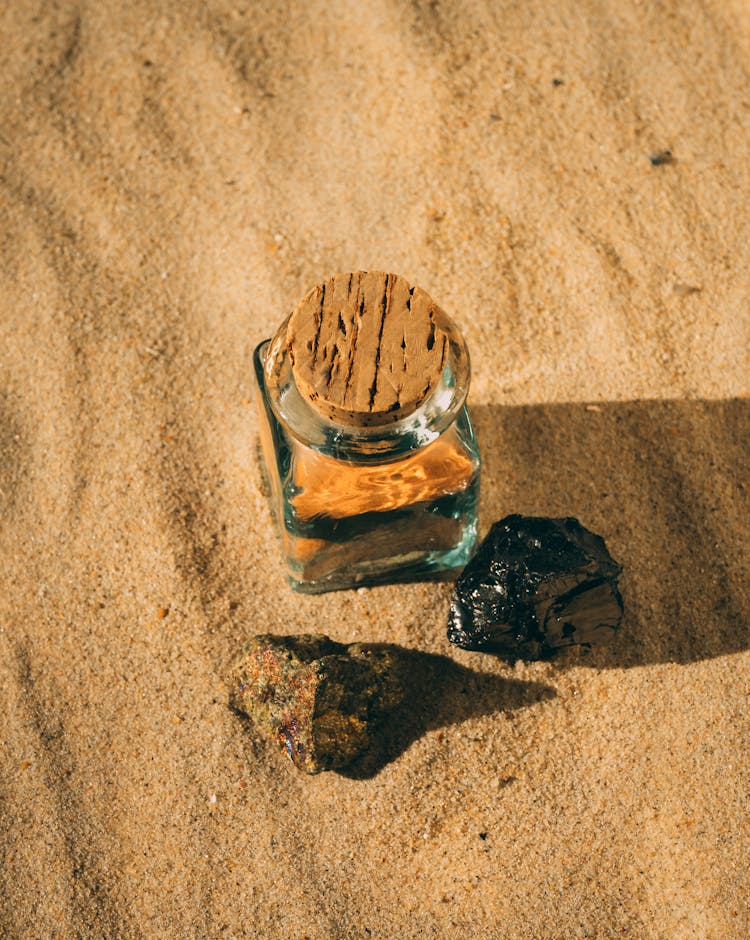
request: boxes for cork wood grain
[287,271,450,425]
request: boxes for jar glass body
[254,338,480,593]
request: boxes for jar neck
[255,328,471,465]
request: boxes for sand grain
[1,1,749,937]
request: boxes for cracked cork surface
[286,271,450,426]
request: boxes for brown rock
[230,634,405,774]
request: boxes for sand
[1,1,749,937]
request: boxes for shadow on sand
[468,396,750,670]
[339,645,555,779]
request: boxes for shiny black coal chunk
[448,515,623,659]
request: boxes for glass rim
[254,328,472,463]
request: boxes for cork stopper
[286,271,451,427]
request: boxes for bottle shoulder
[254,337,474,465]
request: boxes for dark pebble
[447,515,623,660]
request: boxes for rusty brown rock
[230,634,405,774]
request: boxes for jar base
[287,523,478,594]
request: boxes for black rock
[447,515,623,659]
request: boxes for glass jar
[253,271,481,593]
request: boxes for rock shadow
[340,645,555,779]
[470,397,750,669]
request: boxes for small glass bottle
[254,270,481,593]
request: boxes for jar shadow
[469,397,750,669]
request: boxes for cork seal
[286,271,452,427]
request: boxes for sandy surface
[1,1,749,937]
